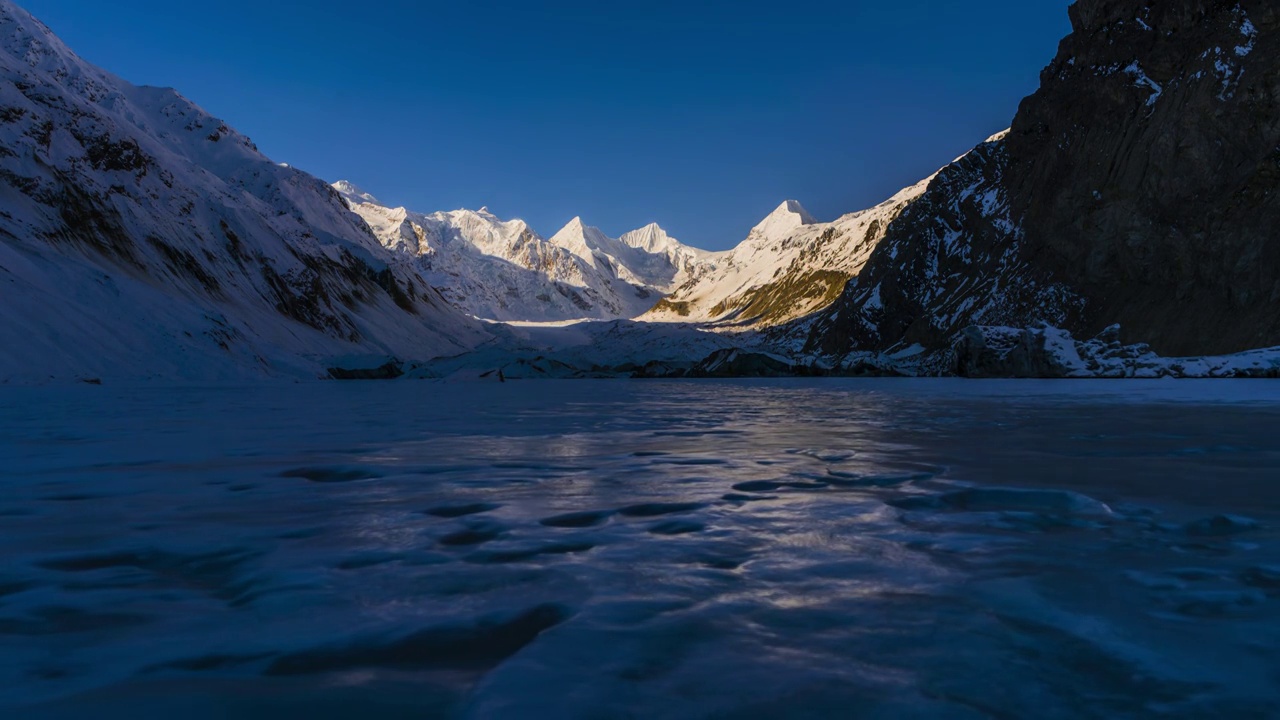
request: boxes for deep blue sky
[24,0,1071,250]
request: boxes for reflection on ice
[1,379,1280,717]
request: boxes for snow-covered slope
[338,185,717,322]
[0,0,487,382]
[644,183,928,328]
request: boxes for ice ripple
[422,502,502,519]
[278,466,382,483]
[4,382,1280,716]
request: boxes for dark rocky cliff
[809,0,1280,363]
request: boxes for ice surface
[2,379,1280,717]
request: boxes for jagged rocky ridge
[805,0,1280,375]
[644,186,927,328]
[0,0,488,381]
[336,183,717,322]
[339,178,929,331]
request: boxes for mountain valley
[2,0,1279,381]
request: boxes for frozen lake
[3,379,1280,718]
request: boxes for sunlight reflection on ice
[1,379,1279,717]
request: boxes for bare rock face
[952,326,1077,379]
[952,324,1280,379]
[806,136,1085,361]
[1009,0,1280,356]
[811,0,1280,362]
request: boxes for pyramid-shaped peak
[620,222,678,253]
[625,222,670,239]
[553,216,607,237]
[749,199,819,240]
[771,200,817,224]
[549,215,610,250]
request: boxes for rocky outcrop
[1007,0,1280,356]
[953,324,1280,378]
[327,357,405,380]
[805,134,1085,362]
[809,0,1280,364]
[684,349,798,378]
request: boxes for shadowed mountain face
[810,0,1280,361]
[0,0,488,381]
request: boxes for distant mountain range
[1,0,1277,381]
[334,182,715,322]
[335,178,935,330]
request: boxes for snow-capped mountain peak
[334,187,720,322]
[548,216,614,256]
[643,185,928,327]
[777,199,816,220]
[553,216,597,237]
[749,199,818,240]
[618,223,719,277]
[619,222,678,254]
[332,179,379,205]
